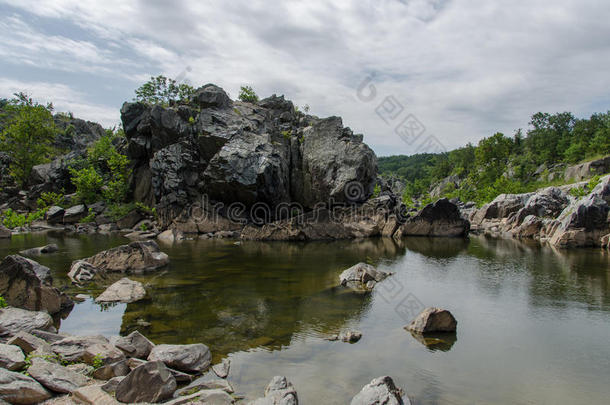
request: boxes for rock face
[0,307,54,337]
[147,343,212,373]
[339,263,392,291]
[564,156,610,181]
[350,376,407,405]
[27,357,89,393]
[0,368,52,404]
[405,307,457,334]
[0,343,25,371]
[84,240,169,273]
[250,376,298,405]
[401,198,469,237]
[121,86,377,230]
[115,361,177,403]
[0,255,73,314]
[95,278,146,303]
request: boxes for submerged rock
[249,375,298,405]
[339,262,392,291]
[0,368,52,404]
[350,376,408,405]
[147,343,212,373]
[115,361,177,403]
[405,307,457,333]
[95,278,146,303]
[84,240,169,273]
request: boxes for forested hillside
[379,111,610,206]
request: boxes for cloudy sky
[1,0,609,156]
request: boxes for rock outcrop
[401,198,469,237]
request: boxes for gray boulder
[84,240,169,273]
[147,343,212,373]
[45,205,65,224]
[351,376,408,405]
[27,356,89,393]
[249,375,298,405]
[0,308,54,337]
[190,84,232,109]
[7,331,49,354]
[50,335,121,364]
[212,358,230,378]
[63,204,87,224]
[92,359,130,380]
[405,307,457,333]
[0,225,11,239]
[0,343,25,371]
[101,376,125,394]
[115,361,177,403]
[113,330,155,359]
[174,374,234,396]
[339,262,391,291]
[0,368,52,404]
[401,198,469,237]
[19,244,58,257]
[68,260,102,283]
[0,255,72,314]
[95,278,146,303]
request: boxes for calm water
[1,232,609,404]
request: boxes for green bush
[106,203,136,221]
[0,295,7,308]
[81,208,96,223]
[37,191,65,209]
[1,208,46,229]
[134,75,195,106]
[69,166,103,204]
[238,86,259,102]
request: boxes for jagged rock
[95,278,146,303]
[73,384,120,405]
[0,368,52,404]
[405,307,457,333]
[63,204,87,224]
[45,206,65,224]
[0,310,56,340]
[27,357,89,393]
[174,374,234,396]
[84,240,169,273]
[0,255,73,314]
[113,330,155,359]
[127,358,193,382]
[472,193,532,225]
[30,329,67,343]
[350,376,408,405]
[19,244,58,256]
[7,331,49,354]
[0,225,11,239]
[512,215,543,239]
[190,84,232,109]
[92,359,130,380]
[401,198,469,237]
[101,376,125,393]
[68,260,102,283]
[50,335,114,364]
[250,375,298,405]
[212,358,230,378]
[0,343,25,371]
[147,343,212,373]
[115,361,177,403]
[339,262,391,291]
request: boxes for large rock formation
[401,198,469,237]
[121,85,377,230]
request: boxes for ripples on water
[1,232,609,404]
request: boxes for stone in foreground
[27,357,89,393]
[0,225,11,239]
[115,361,177,403]
[0,368,52,404]
[72,384,120,405]
[339,263,391,291]
[7,331,49,354]
[0,343,25,371]
[405,307,457,333]
[351,376,408,405]
[84,240,169,273]
[95,278,146,303]
[250,375,298,405]
[0,307,54,337]
[148,343,212,373]
[212,358,231,378]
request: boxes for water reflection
[407,331,457,352]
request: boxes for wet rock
[95,278,146,303]
[328,330,362,343]
[350,376,408,405]
[339,262,391,291]
[7,331,49,354]
[44,206,65,224]
[0,368,52,404]
[0,255,73,314]
[19,244,58,256]
[113,330,155,359]
[63,204,87,224]
[84,240,169,273]
[115,361,177,403]
[27,356,89,393]
[401,198,469,237]
[212,358,230,378]
[0,343,25,371]
[405,307,457,333]
[0,308,54,337]
[250,375,298,405]
[92,359,130,380]
[68,260,102,283]
[407,330,457,352]
[147,343,212,373]
[0,225,11,239]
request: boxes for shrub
[371,184,381,198]
[37,191,65,209]
[134,75,194,106]
[69,166,103,204]
[238,86,258,102]
[0,295,7,308]
[1,208,46,229]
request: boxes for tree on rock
[238,85,259,102]
[0,93,57,187]
[134,75,195,106]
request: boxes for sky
[1,0,609,156]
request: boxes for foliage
[81,208,96,223]
[139,223,148,231]
[134,75,194,105]
[0,93,57,187]
[106,203,136,221]
[0,295,6,308]
[281,130,291,140]
[92,353,104,369]
[37,191,65,209]
[371,184,381,198]
[135,202,156,217]
[238,85,259,102]
[1,208,46,229]
[69,166,103,204]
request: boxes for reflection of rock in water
[404,237,469,259]
[408,331,457,352]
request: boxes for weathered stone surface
[147,343,212,373]
[7,331,49,354]
[212,358,230,378]
[339,262,391,291]
[0,368,52,404]
[30,329,67,343]
[0,255,73,314]
[126,358,192,382]
[19,244,59,257]
[0,343,25,371]
[115,361,177,403]
[250,375,298,405]
[101,376,125,394]
[0,225,11,239]
[190,84,232,109]
[402,198,469,237]
[92,359,130,380]
[95,278,146,303]
[175,374,234,396]
[350,376,407,405]
[0,308,54,337]
[45,206,65,224]
[113,330,154,359]
[27,357,89,393]
[405,307,457,334]
[50,335,110,363]
[63,204,87,224]
[83,342,126,366]
[564,156,610,181]
[73,384,120,405]
[84,240,169,273]
[68,260,103,283]
[66,362,94,376]
[167,389,234,405]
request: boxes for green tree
[238,86,259,102]
[134,75,194,105]
[0,93,56,187]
